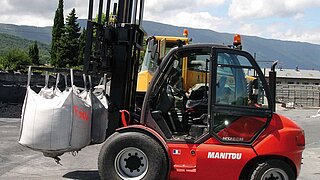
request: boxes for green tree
[95,13,107,25]
[78,28,86,66]
[0,49,31,70]
[50,0,65,66]
[57,8,81,68]
[29,41,40,65]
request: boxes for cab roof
[153,35,189,42]
[180,43,229,50]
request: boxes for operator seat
[156,86,174,114]
[152,85,177,134]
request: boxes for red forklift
[84,0,305,179]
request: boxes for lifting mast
[84,0,145,136]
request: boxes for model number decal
[222,137,244,142]
[207,152,242,160]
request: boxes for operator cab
[144,44,272,143]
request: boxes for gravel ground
[0,103,22,118]
[278,109,320,180]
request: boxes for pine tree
[29,41,40,65]
[58,8,81,67]
[50,0,64,67]
[56,36,68,67]
[78,28,86,66]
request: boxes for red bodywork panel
[167,142,256,180]
[253,113,305,176]
[118,113,304,179]
[216,116,267,142]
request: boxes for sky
[0,0,320,44]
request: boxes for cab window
[216,53,268,108]
[188,54,209,72]
[212,51,271,143]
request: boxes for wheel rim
[115,147,148,180]
[261,168,289,180]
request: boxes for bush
[40,54,51,65]
[0,49,32,70]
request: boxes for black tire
[98,132,168,180]
[249,159,295,180]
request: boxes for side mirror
[146,36,159,63]
[147,39,154,52]
[151,44,158,60]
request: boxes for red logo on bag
[74,106,89,122]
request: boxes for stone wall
[0,71,101,104]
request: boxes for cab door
[195,48,273,179]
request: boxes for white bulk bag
[19,68,92,155]
[91,75,109,144]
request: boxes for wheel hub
[262,168,289,180]
[124,152,145,172]
[115,147,148,179]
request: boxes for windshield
[140,40,182,74]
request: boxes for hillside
[1,20,320,69]
[0,33,50,63]
[0,24,52,44]
[142,21,320,70]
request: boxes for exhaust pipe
[269,61,278,112]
